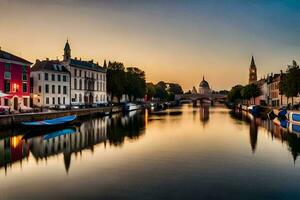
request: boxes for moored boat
[21,115,77,127]
[288,112,300,124]
[124,103,139,112]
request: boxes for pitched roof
[69,58,106,73]
[31,60,69,73]
[0,49,32,65]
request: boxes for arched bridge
[175,93,227,105]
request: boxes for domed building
[199,76,211,95]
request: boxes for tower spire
[63,39,71,61]
[249,55,257,84]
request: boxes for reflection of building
[199,105,209,126]
[249,119,258,153]
[198,77,211,95]
[61,40,107,106]
[0,135,30,172]
[31,59,70,107]
[29,118,108,173]
[0,49,32,111]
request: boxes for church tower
[63,39,71,61]
[249,56,257,84]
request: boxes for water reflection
[0,135,30,173]
[231,109,300,162]
[0,111,146,174]
[199,105,209,127]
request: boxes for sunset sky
[1,0,300,91]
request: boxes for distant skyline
[1,0,300,91]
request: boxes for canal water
[1,104,300,199]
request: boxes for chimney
[75,57,77,60]
[46,58,49,61]
[36,59,40,63]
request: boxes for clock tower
[249,56,257,84]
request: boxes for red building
[0,49,32,111]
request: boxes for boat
[124,103,139,112]
[248,105,260,116]
[288,112,300,124]
[21,115,77,127]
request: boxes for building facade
[198,77,211,95]
[249,56,257,84]
[31,59,70,108]
[0,49,32,111]
[61,41,107,106]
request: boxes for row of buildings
[0,41,107,111]
[248,56,298,107]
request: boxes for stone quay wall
[0,106,123,128]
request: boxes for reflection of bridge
[175,93,227,105]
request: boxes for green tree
[107,61,126,102]
[228,85,243,103]
[146,83,156,100]
[125,67,146,100]
[282,60,300,105]
[168,83,183,95]
[241,84,260,104]
[154,81,168,100]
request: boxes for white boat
[124,103,139,112]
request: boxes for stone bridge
[175,93,227,105]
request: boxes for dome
[199,77,210,88]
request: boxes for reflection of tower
[64,152,71,173]
[199,105,209,127]
[249,119,258,153]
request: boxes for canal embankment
[0,106,123,128]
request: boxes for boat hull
[21,115,77,127]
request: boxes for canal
[1,104,300,199]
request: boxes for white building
[31,59,70,108]
[198,77,211,95]
[61,40,107,106]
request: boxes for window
[5,63,11,71]
[63,86,67,94]
[22,83,27,92]
[85,71,87,77]
[74,78,77,89]
[22,73,27,81]
[74,69,77,76]
[45,73,48,81]
[63,75,67,82]
[4,80,10,93]
[22,66,27,73]
[52,74,55,81]
[57,75,61,81]
[4,72,11,80]
[52,85,55,93]
[39,86,42,93]
[45,84,49,93]
[63,97,65,104]
[79,70,82,77]
[38,73,41,80]
[52,97,55,105]
[58,97,61,104]
[58,85,61,94]
[75,94,77,101]
[79,94,82,102]
[46,97,49,104]
[79,79,82,90]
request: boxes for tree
[168,83,183,95]
[228,85,243,103]
[107,61,126,102]
[241,84,260,104]
[154,81,168,100]
[282,60,300,105]
[125,67,146,100]
[146,83,156,100]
